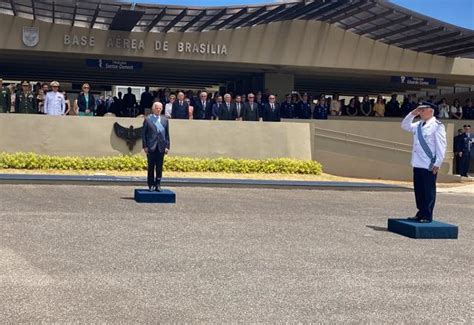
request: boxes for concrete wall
[1,14,473,79]
[0,115,312,160]
[284,118,456,181]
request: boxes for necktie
[271,104,274,110]
[180,101,183,106]
[422,122,426,126]
[202,101,205,109]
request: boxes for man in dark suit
[243,93,260,121]
[232,95,244,120]
[262,94,281,122]
[193,91,211,120]
[171,91,189,119]
[140,86,154,116]
[218,93,236,120]
[459,124,473,177]
[123,87,137,117]
[142,102,170,192]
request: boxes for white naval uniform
[401,113,447,170]
[44,91,65,116]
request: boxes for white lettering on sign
[62,34,228,56]
[64,35,95,47]
[154,41,169,52]
[176,42,227,55]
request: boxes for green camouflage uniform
[15,91,37,114]
[0,86,11,113]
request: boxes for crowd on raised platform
[1,80,474,121]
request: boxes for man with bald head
[401,102,447,223]
[142,102,170,192]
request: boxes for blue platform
[387,219,458,239]
[134,189,176,203]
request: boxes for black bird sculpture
[113,122,143,151]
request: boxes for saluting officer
[401,102,447,223]
[15,81,37,114]
[0,79,11,113]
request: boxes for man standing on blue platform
[401,103,447,223]
[142,102,170,192]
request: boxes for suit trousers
[413,167,437,221]
[459,152,471,176]
[147,150,165,187]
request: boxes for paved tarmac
[0,184,472,323]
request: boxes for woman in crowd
[330,94,341,116]
[373,95,385,117]
[360,95,372,116]
[345,98,358,116]
[450,98,463,119]
[76,83,95,116]
[164,94,175,118]
[437,98,450,119]
[63,92,72,115]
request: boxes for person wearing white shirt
[44,81,65,116]
[450,98,463,120]
[401,102,447,223]
[164,94,175,119]
[437,98,450,119]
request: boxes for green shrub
[0,152,322,175]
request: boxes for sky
[135,0,474,30]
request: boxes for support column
[264,73,295,102]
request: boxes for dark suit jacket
[263,103,281,122]
[171,101,189,119]
[123,93,137,109]
[219,102,236,120]
[142,115,170,153]
[243,102,260,121]
[193,100,212,120]
[232,102,244,119]
[77,93,96,113]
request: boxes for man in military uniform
[0,79,11,113]
[401,102,447,223]
[280,94,295,119]
[459,124,472,177]
[15,81,37,114]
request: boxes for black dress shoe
[419,219,431,223]
[407,216,420,221]
[155,185,162,192]
[148,186,155,192]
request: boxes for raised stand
[387,219,458,239]
[134,189,176,203]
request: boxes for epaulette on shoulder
[435,120,442,125]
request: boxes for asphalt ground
[0,184,472,323]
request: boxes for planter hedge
[0,152,323,175]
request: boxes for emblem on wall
[22,27,39,47]
[113,122,142,151]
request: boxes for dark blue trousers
[413,167,437,221]
[147,150,165,188]
[459,152,471,176]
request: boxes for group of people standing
[0,80,96,116]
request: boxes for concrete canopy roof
[1,0,473,58]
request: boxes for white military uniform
[401,113,447,170]
[44,91,65,116]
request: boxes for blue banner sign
[86,59,143,71]
[391,76,437,86]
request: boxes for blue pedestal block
[387,219,458,239]
[134,189,176,203]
